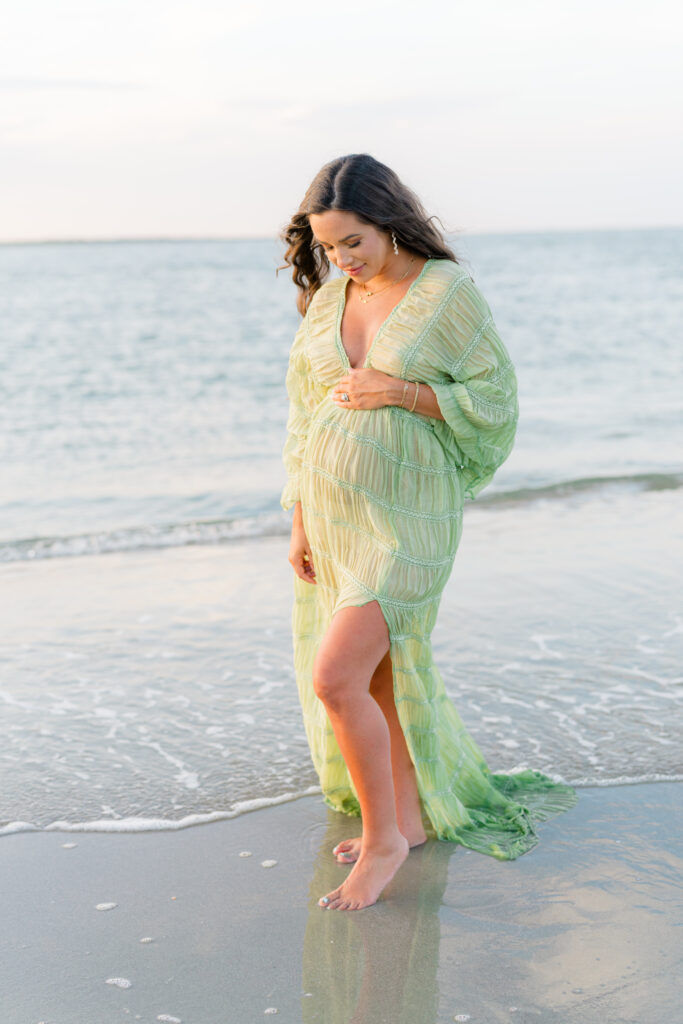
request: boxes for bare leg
[333,649,427,864]
[312,602,409,910]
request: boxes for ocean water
[1,230,682,834]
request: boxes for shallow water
[1,486,680,833]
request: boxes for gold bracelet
[409,381,420,413]
[399,381,409,409]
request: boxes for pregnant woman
[280,154,576,911]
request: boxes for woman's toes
[333,838,361,863]
[333,838,358,854]
[318,886,342,908]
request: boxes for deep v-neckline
[334,258,434,370]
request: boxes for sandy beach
[2,781,680,1024]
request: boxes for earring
[391,231,399,255]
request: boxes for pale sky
[2,0,682,241]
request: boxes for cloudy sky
[2,0,682,241]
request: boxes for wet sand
[1,782,681,1024]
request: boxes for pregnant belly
[303,398,460,517]
[302,399,463,595]
[304,401,435,486]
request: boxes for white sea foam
[0,786,321,835]
[1,821,39,834]
[529,634,565,660]
[565,773,683,788]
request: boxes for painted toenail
[320,896,330,905]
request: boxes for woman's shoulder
[411,258,477,316]
[425,259,490,315]
[303,274,346,326]
[425,257,473,290]
[309,274,346,307]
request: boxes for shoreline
[2,781,681,1024]
[3,773,683,838]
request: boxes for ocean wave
[0,510,292,562]
[2,471,681,563]
[480,471,683,506]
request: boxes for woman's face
[308,210,393,283]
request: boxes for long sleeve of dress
[280,316,313,511]
[430,276,518,499]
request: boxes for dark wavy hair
[280,154,458,315]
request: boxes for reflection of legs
[302,833,450,1024]
[334,649,427,864]
[313,602,409,910]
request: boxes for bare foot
[333,825,427,864]
[319,836,409,910]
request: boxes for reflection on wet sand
[301,821,452,1024]
[298,786,683,1023]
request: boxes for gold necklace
[357,257,415,304]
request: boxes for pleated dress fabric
[281,258,576,859]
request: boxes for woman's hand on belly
[332,368,404,410]
[331,368,445,420]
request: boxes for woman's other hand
[289,503,316,585]
[332,368,403,410]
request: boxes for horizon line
[0,223,680,247]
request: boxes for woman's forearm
[385,378,445,421]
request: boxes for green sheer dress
[281,258,576,859]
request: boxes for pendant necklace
[358,257,415,304]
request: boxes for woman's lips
[345,265,364,275]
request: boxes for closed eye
[320,239,361,251]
